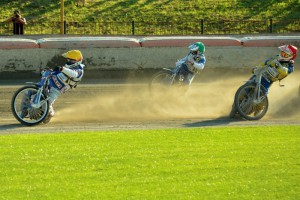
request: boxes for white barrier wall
[0,36,299,74]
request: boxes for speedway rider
[174,42,206,88]
[230,44,298,118]
[251,44,297,93]
[21,50,85,123]
[45,50,85,123]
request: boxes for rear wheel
[11,86,49,126]
[234,83,268,120]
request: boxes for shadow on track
[0,124,25,134]
[183,116,245,127]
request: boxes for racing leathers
[47,63,85,117]
[251,55,294,93]
[175,52,206,85]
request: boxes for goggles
[67,58,76,62]
[66,59,77,65]
[191,50,199,55]
[281,51,291,58]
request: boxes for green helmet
[189,42,205,53]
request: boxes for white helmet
[278,45,298,62]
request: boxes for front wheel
[148,70,176,95]
[11,86,49,126]
[234,83,269,120]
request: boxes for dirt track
[1,70,300,134]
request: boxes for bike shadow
[0,123,26,134]
[183,116,246,127]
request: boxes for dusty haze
[54,70,300,123]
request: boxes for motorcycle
[11,68,52,126]
[229,65,273,120]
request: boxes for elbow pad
[193,62,205,70]
[61,67,79,78]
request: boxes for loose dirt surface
[1,70,300,134]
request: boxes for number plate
[267,66,279,78]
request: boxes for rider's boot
[43,106,55,124]
[253,102,265,115]
[43,114,53,124]
[229,103,238,118]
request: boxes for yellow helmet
[62,50,83,68]
[62,50,83,62]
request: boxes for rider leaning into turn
[251,44,297,93]
[42,50,85,123]
[174,42,206,88]
[230,44,298,118]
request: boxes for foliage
[0,126,299,199]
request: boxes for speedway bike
[148,66,186,95]
[11,68,52,126]
[230,66,272,120]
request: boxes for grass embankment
[0,0,299,34]
[2,0,299,22]
[1,126,299,199]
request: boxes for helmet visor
[281,51,291,58]
[191,50,199,55]
[66,59,76,65]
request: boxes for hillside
[1,0,299,35]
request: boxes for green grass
[1,126,299,199]
[0,0,299,34]
[1,0,299,22]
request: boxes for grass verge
[0,126,299,199]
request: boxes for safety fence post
[132,20,135,35]
[269,18,273,33]
[64,20,66,34]
[201,19,204,34]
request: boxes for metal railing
[1,18,299,35]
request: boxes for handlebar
[253,65,268,76]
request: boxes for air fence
[0,36,299,80]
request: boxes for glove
[53,66,63,72]
[40,67,51,76]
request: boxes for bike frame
[27,69,51,108]
[252,66,268,104]
[162,67,181,85]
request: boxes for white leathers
[48,64,85,117]
[56,65,83,87]
[62,65,82,77]
[40,49,85,124]
[187,54,205,70]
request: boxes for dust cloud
[268,71,300,119]
[53,70,300,123]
